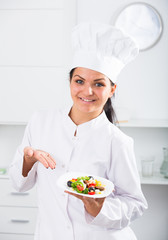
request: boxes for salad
[67,175,105,195]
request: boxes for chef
[9,22,148,240]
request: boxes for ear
[109,84,117,98]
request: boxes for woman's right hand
[23,146,56,170]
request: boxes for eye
[75,79,84,84]
[95,82,104,87]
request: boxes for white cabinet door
[0,206,37,234]
[0,233,34,240]
[0,0,76,122]
[0,68,72,122]
[0,179,37,207]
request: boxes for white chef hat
[71,22,139,83]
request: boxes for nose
[83,84,93,95]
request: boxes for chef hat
[71,22,139,83]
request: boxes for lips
[79,97,96,102]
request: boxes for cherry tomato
[77,185,84,191]
[88,183,96,187]
[88,191,95,195]
[72,178,77,181]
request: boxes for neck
[69,106,103,125]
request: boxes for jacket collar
[62,105,108,138]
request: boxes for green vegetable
[76,188,83,193]
[77,176,90,181]
[83,188,89,194]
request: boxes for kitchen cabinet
[0,67,72,123]
[119,119,168,184]
[0,234,34,240]
[0,0,76,123]
[0,177,37,240]
[0,178,37,207]
[119,120,168,240]
[0,124,37,239]
[0,206,37,234]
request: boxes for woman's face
[70,67,116,116]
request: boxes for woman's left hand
[65,191,105,217]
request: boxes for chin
[79,107,95,113]
[78,105,102,114]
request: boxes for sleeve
[85,136,148,229]
[9,113,39,192]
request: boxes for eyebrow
[94,78,106,82]
[73,74,85,80]
[73,74,106,82]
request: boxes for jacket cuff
[9,156,38,192]
[84,199,109,226]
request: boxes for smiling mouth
[79,97,96,102]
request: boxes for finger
[37,150,56,166]
[40,154,53,169]
[24,147,34,158]
[43,155,56,169]
[39,154,55,169]
[45,154,56,168]
[36,154,49,168]
[48,154,56,165]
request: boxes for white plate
[57,172,114,198]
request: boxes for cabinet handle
[10,192,29,196]
[11,219,30,223]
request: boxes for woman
[9,23,147,240]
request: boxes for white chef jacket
[9,107,148,240]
